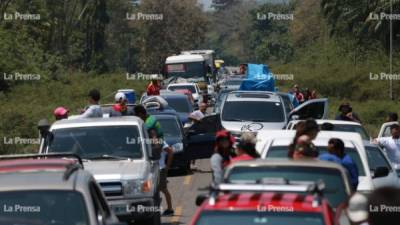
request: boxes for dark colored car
[152,113,190,170]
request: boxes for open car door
[185,114,222,160]
[289,98,328,121]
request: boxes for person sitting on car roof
[53,107,69,121]
[289,119,320,159]
[230,132,259,164]
[210,130,235,184]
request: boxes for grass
[0,73,148,154]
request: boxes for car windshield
[326,125,369,140]
[267,146,366,176]
[222,79,243,86]
[195,211,325,225]
[227,166,348,208]
[157,118,182,138]
[166,62,205,78]
[47,126,143,160]
[0,191,89,225]
[163,96,192,113]
[365,146,392,170]
[222,101,285,122]
[168,85,197,94]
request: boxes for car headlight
[123,179,152,197]
[172,142,184,153]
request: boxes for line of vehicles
[1,49,399,225]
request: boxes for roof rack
[0,153,84,168]
[207,179,325,207]
[0,153,84,181]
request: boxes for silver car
[39,117,161,225]
[0,153,124,225]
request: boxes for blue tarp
[239,64,275,91]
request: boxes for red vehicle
[191,183,335,225]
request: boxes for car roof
[202,192,325,213]
[153,113,180,120]
[168,83,196,86]
[0,159,91,192]
[226,91,281,102]
[256,130,364,154]
[226,158,349,171]
[51,116,142,129]
[166,54,204,63]
[290,119,362,126]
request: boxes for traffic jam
[2,0,400,224]
[1,48,400,225]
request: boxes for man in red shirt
[146,79,161,96]
[230,132,259,164]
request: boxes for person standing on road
[230,132,259,164]
[148,128,174,216]
[335,102,361,123]
[320,138,359,190]
[385,112,398,122]
[135,105,175,216]
[374,124,400,164]
[146,79,161,96]
[79,89,103,118]
[189,103,207,123]
[292,84,305,104]
[210,130,234,184]
[53,107,69,120]
[289,119,320,159]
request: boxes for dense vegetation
[1,0,400,153]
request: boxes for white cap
[347,193,368,223]
[115,92,126,102]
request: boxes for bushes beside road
[0,73,147,154]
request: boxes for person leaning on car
[335,102,361,123]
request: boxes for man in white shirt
[374,124,400,164]
[79,89,103,118]
[189,103,207,122]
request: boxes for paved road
[160,159,212,225]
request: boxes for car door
[289,98,328,121]
[186,114,222,160]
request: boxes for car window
[227,166,348,208]
[293,101,325,119]
[222,101,285,122]
[383,126,392,137]
[168,85,197,93]
[164,96,192,113]
[365,146,392,170]
[267,146,366,176]
[48,126,143,160]
[280,94,293,115]
[195,211,325,225]
[157,118,182,138]
[0,191,89,225]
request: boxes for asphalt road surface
[159,159,212,225]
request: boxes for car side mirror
[196,194,208,206]
[289,113,299,121]
[373,166,389,178]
